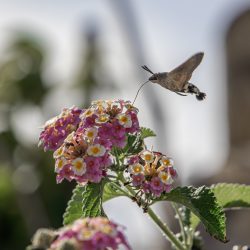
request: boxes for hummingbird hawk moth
[134,52,206,103]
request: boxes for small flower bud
[31,228,56,248]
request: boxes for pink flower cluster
[39,106,82,151]
[50,217,131,250]
[126,150,177,197]
[39,100,140,184]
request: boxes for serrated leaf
[154,186,227,242]
[82,182,106,218]
[140,127,156,140]
[63,184,85,225]
[103,181,128,202]
[212,183,250,208]
[63,181,106,225]
[123,134,144,155]
[191,183,250,230]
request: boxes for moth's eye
[149,75,157,81]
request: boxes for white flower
[91,100,107,109]
[128,163,144,175]
[72,158,87,176]
[141,150,154,163]
[95,114,110,123]
[53,147,64,159]
[87,144,106,157]
[78,229,95,240]
[55,157,67,173]
[84,127,98,141]
[158,171,173,184]
[160,156,174,166]
[81,108,94,118]
[116,113,132,128]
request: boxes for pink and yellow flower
[50,217,131,250]
[39,99,141,185]
[72,158,87,176]
[117,113,132,128]
[158,171,173,184]
[87,144,106,157]
[55,157,67,173]
[128,163,144,175]
[160,156,174,166]
[126,150,177,197]
[39,106,82,151]
[95,114,110,124]
[141,150,154,163]
[84,127,98,141]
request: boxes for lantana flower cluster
[39,106,82,151]
[50,217,131,250]
[39,100,140,184]
[126,150,177,197]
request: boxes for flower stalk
[147,207,186,250]
[119,173,185,250]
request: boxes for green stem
[112,182,131,197]
[118,174,185,250]
[147,207,186,250]
[171,202,187,246]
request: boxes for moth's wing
[168,52,204,84]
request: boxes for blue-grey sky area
[0,1,249,248]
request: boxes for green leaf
[123,134,144,155]
[63,181,106,225]
[190,183,250,231]
[212,183,250,208]
[63,184,85,225]
[103,181,128,202]
[140,127,156,140]
[119,127,156,157]
[81,182,106,218]
[181,206,191,227]
[155,186,227,242]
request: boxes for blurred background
[0,0,250,249]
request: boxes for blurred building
[194,9,250,250]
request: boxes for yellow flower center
[99,116,107,122]
[163,159,170,165]
[145,154,152,161]
[134,166,142,173]
[54,147,63,158]
[87,131,94,137]
[101,225,113,235]
[120,116,128,123]
[75,161,83,170]
[57,159,64,169]
[82,229,93,239]
[161,173,168,181]
[91,147,100,154]
[85,109,93,116]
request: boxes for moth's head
[149,74,158,83]
[142,65,157,82]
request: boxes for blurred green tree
[0,28,113,249]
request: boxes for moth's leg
[174,91,187,96]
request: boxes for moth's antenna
[132,80,150,105]
[141,65,154,74]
